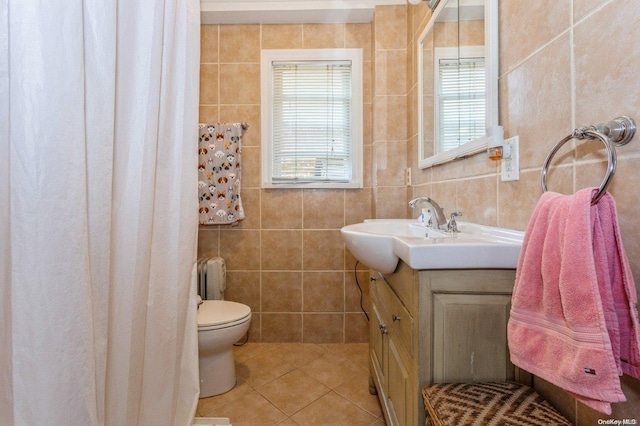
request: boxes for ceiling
[200,0,407,25]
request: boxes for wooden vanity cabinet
[369,260,516,426]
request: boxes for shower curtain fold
[0,1,201,425]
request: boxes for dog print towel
[198,123,245,225]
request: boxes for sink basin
[341,219,524,273]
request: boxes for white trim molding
[200,0,406,24]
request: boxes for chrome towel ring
[541,116,636,205]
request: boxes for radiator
[196,257,226,300]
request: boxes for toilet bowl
[197,299,251,398]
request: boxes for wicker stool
[422,381,571,426]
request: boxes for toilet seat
[198,300,251,331]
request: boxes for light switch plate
[501,136,519,181]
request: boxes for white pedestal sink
[341,219,524,273]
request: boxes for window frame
[261,48,363,189]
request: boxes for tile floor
[196,343,385,425]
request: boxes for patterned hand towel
[198,123,245,225]
[508,188,640,414]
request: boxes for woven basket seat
[422,381,571,426]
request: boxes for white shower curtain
[0,1,201,425]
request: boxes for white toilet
[197,299,251,398]
[196,257,252,398]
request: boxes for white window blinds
[271,61,353,183]
[437,56,486,153]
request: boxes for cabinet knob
[392,314,402,321]
[370,276,376,282]
[379,324,388,334]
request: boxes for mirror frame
[417,0,499,169]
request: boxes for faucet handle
[447,211,462,233]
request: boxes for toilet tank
[204,257,226,300]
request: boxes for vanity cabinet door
[432,293,513,383]
[387,338,410,426]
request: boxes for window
[434,46,485,154]
[261,49,363,189]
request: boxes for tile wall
[407,0,640,422]
[198,23,376,343]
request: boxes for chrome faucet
[408,197,448,230]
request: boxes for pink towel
[508,188,640,414]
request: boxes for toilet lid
[197,300,251,328]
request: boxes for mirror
[417,0,498,169]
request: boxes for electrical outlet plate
[406,167,412,186]
[501,136,519,181]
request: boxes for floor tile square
[257,369,330,415]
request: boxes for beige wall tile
[261,230,303,271]
[498,167,570,231]
[574,0,640,157]
[456,176,498,226]
[362,60,373,104]
[238,146,261,188]
[374,5,407,50]
[373,95,408,141]
[219,63,260,105]
[303,272,345,312]
[374,49,407,96]
[197,227,220,258]
[262,313,302,342]
[303,24,345,49]
[262,271,302,312]
[262,24,303,49]
[345,23,372,61]
[199,105,219,123]
[225,271,261,313]
[220,230,261,270]
[499,0,571,73]
[262,189,302,229]
[219,25,261,63]
[345,270,370,313]
[303,230,344,271]
[373,186,409,218]
[200,64,218,105]
[344,313,369,343]
[501,34,572,170]
[375,141,407,186]
[201,25,219,63]
[248,315,261,343]
[363,143,373,188]
[303,189,345,230]
[574,0,609,22]
[431,155,461,185]
[344,189,372,225]
[303,313,344,343]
